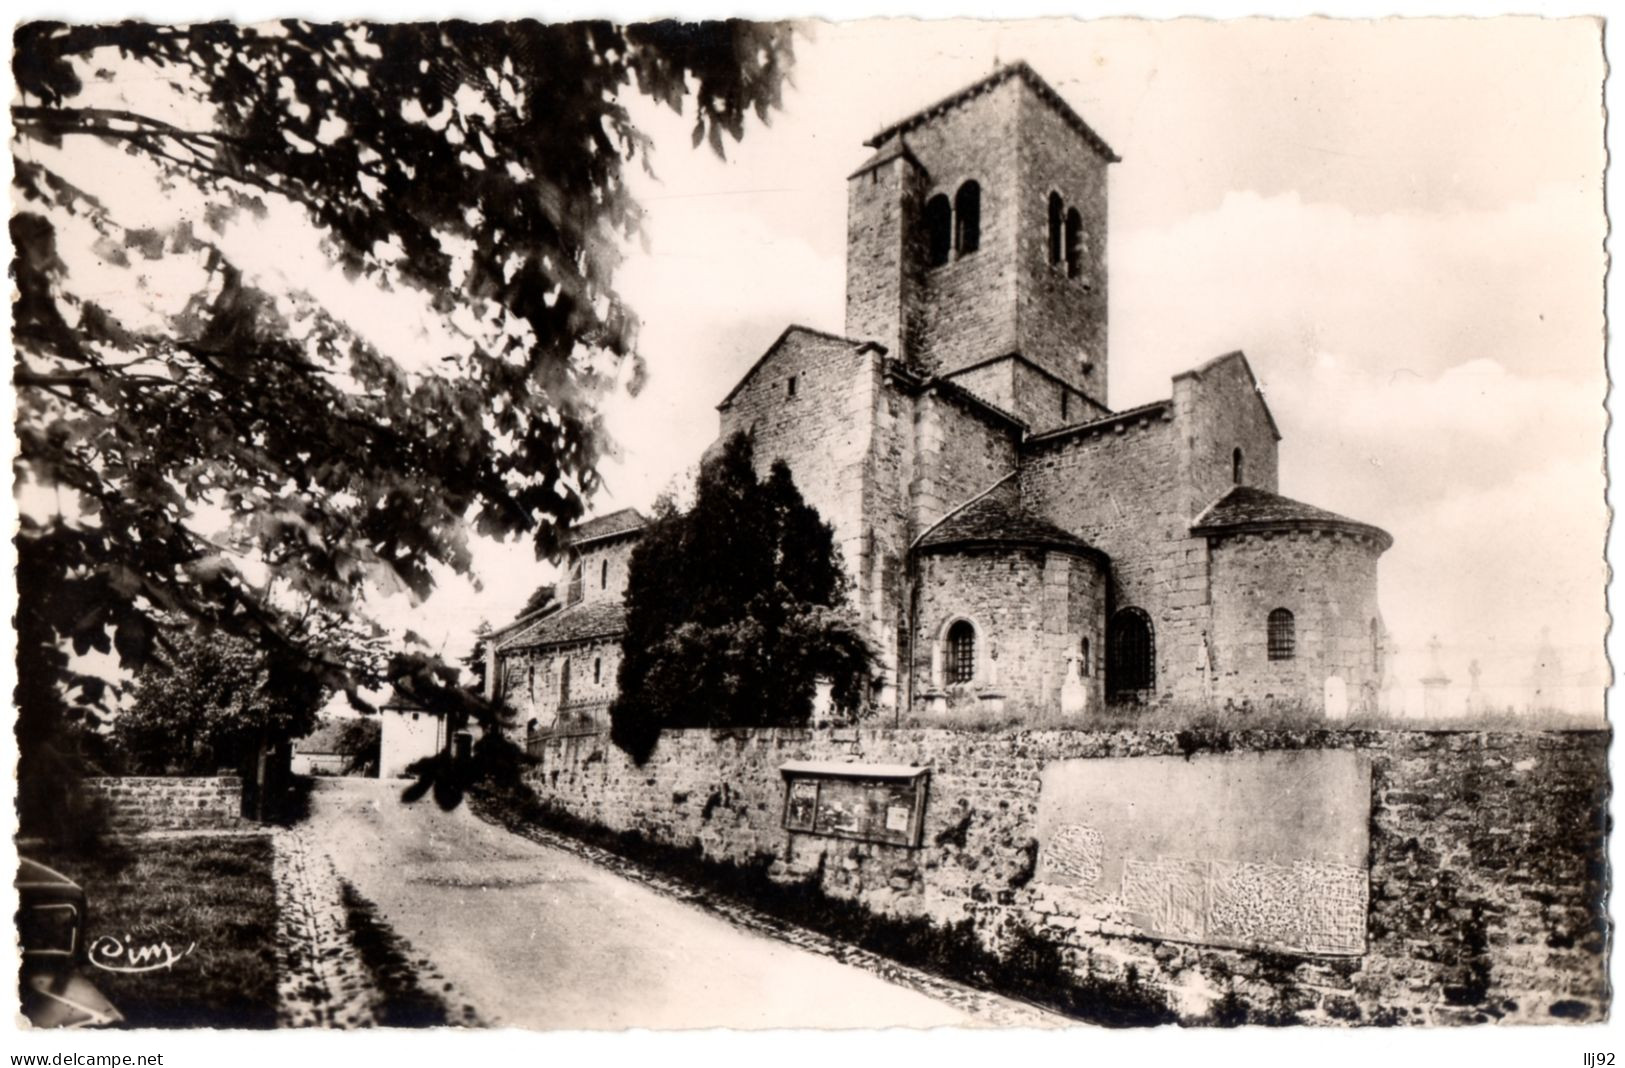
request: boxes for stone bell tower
[844,62,1119,428]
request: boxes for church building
[492,62,1392,728]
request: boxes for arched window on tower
[559,659,572,705]
[924,195,952,267]
[1268,609,1297,661]
[1232,448,1244,485]
[946,620,977,685]
[600,559,609,589]
[1107,608,1154,697]
[1065,208,1085,279]
[1048,192,1064,266]
[593,657,602,685]
[954,181,981,256]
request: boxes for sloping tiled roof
[1191,485,1393,550]
[848,139,927,181]
[864,61,1120,164]
[496,599,627,651]
[380,686,432,713]
[566,507,646,548]
[917,492,1105,562]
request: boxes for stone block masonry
[521,727,1608,1025]
[85,776,244,833]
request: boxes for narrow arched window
[1232,448,1244,485]
[1065,208,1085,279]
[954,181,981,256]
[946,620,976,684]
[1268,609,1296,661]
[559,659,572,705]
[566,552,583,605]
[593,657,602,684]
[1048,192,1064,266]
[600,559,609,589]
[528,663,537,703]
[1081,636,1092,677]
[1108,608,1154,696]
[924,194,952,267]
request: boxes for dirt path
[306,778,1034,1030]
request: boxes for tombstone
[1421,635,1452,718]
[1323,674,1349,721]
[1060,653,1087,718]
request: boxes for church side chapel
[494,62,1391,728]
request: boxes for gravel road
[308,777,989,1030]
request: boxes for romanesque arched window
[925,194,952,267]
[954,181,981,256]
[1065,208,1085,279]
[1268,609,1297,661]
[1048,192,1064,266]
[1232,447,1244,485]
[593,657,602,684]
[566,551,583,605]
[600,559,609,589]
[559,659,572,705]
[946,620,976,684]
[1107,608,1154,696]
[1081,636,1092,677]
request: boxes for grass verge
[470,783,1176,1027]
[336,879,454,1027]
[35,835,278,1028]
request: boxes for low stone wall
[86,776,244,833]
[521,727,1609,1025]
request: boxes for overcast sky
[420,18,1606,700]
[17,17,1607,704]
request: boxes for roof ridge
[716,324,878,410]
[911,471,1018,551]
[864,61,1119,163]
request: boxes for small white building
[379,689,453,778]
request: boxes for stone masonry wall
[501,634,623,730]
[1022,411,1203,699]
[85,776,244,833]
[718,330,877,625]
[913,547,1106,717]
[1208,531,1384,717]
[1172,352,1280,517]
[1015,84,1111,409]
[521,727,1608,1025]
[900,76,1025,379]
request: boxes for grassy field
[37,835,279,1028]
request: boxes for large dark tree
[610,432,874,763]
[115,625,326,776]
[12,20,795,831]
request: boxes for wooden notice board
[780,762,929,848]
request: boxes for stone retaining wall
[86,776,244,833]
[521,727,1609,1025]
